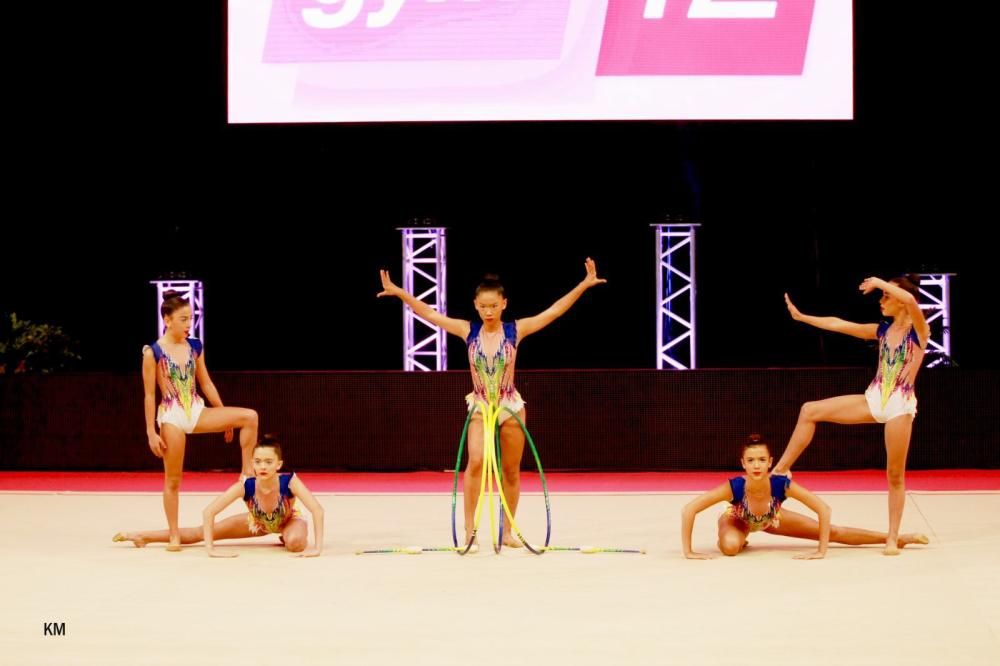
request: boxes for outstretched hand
[581,257,607,289]
[858,276,887,295]
[784,293,804,321]
[377,270,404,298]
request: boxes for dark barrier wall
[1,369,996,471]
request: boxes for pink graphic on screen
[597,0,816,75]
[264,0,573,62]
[230,1,851,122]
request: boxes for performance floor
[3,471,998,665]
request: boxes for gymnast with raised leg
[773,276,930,555]
[141,290,260,551]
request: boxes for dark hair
[475,274,505,299]
[254,434,284,460]
[741,433,771,457]
[889,274,921,299]
[160,290,190,318]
